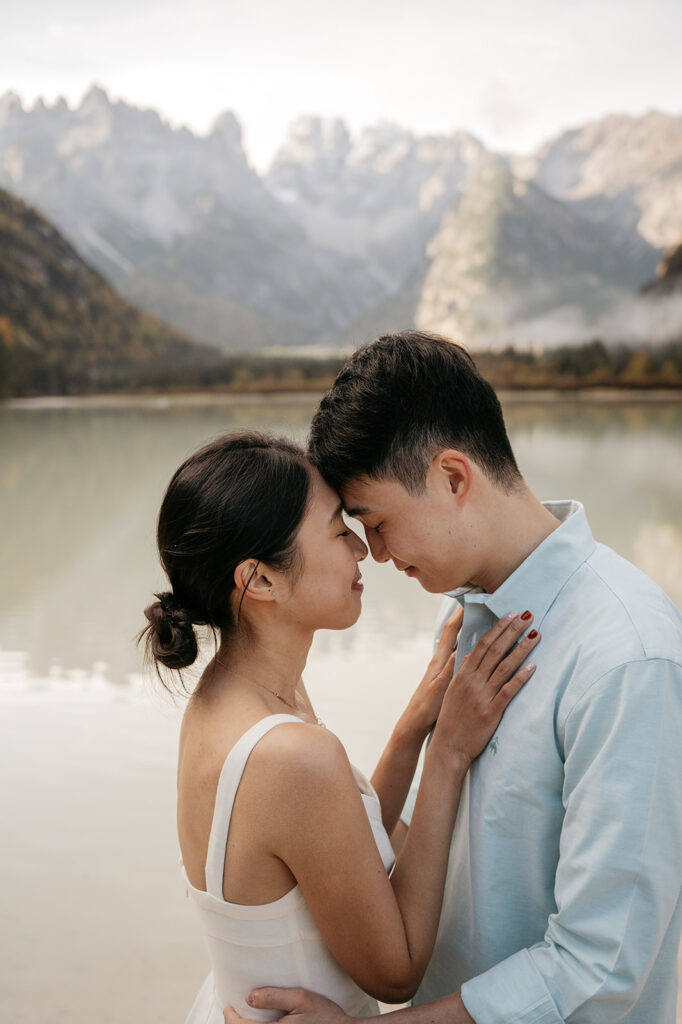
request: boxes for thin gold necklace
[213,656,325,727]
[251,678,300,712]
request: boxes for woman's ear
[233,560,277,603]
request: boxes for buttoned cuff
[460,948,563,1024]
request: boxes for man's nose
[365,528,390,563]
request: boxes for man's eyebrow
[328,502,344,524]
[344,505,370,517]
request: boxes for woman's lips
[351,573,364,591]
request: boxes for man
[227,332,682,1023]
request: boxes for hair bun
[144,592,198,670]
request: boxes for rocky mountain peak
[210,110,243,150]
[0,91,24,125]
[78,83,112,114]
[348,121,414,170]
[272,116,351,170]
[517,109,682,253]
[414,152,643,346]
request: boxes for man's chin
[405,569,443,594]
[413,571,469,595]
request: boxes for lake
[1,392,681,1023]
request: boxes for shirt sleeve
[460,658,682,1024]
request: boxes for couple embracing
[143,332,682,1024]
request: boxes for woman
[141,432,539,1022]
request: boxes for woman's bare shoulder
[247,720,350,781]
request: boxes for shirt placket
[456,595,498,670]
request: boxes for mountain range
[1,87,681,350]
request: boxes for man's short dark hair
[308,331,521,494]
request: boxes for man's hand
[224,988,351,1024]
[224,989,475,1024]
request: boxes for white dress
[183,714,396,1023]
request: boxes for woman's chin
[329,600,363,631]
[309,592,364,633]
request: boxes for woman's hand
[398,605,464,743]
[431,610,539,768]
[370,605,463,834]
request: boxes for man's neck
[470,486,562,595]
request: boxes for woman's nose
[352,532,368,561]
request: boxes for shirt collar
[445,500,596,626]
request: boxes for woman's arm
[254,612,538,1003]
[371,606,463,836]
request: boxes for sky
[2,0,681,170]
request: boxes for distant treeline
[2,338,682,399]
[477,338,682,390]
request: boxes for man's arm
[224,987,474,1024]
[460,658,682,1024]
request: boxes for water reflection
[1,396,681,688]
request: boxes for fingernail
[527,629,539,639]
[246,995,254,1006]
[505,611,518,620]
[521,610,532,621]
[526,662,536,672]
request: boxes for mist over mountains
[1,86,681,351]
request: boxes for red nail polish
[527,629,538,639]
[521,610,532,621]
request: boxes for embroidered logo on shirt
[489,736,499,755]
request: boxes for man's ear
[233,560,277,603]
[434,449,472,502]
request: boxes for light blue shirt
[401,501,682,1023]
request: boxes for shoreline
[2,386,682,411]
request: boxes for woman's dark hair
[141,431,311,688]
[308,331,521,494]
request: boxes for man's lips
[351,573,364,590]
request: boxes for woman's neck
[214,618,314,711]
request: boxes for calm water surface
[1,394,681,1023]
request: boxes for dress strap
[205,713,304,900]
